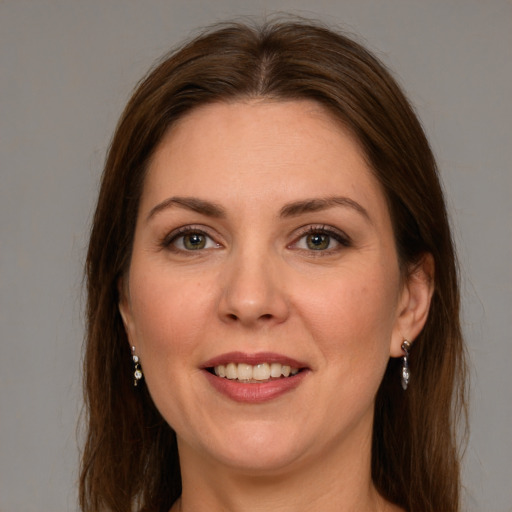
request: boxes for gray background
[1,1,510,510]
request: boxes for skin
[119,100,433,512]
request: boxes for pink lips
[201,351,309,403]
[202,351,307,369]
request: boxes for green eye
[166,228,219,252]
[183,233,207,250]
[291,226,351,254]
[306,233,331,250]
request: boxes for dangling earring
[132,346,143,386]
[401,340,411,390]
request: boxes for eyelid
[161,225,222,251]
[288,224,352,251]
[159,223,351,254]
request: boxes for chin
[182,420,311,475]
[213,446,305,476]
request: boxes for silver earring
[132,346,143,386]
[401,340,411,390]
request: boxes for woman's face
[120,100,414,474]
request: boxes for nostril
[227,313,238,321]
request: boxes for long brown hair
[81,19,467,512]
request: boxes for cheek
[297,266,400,363]
[129,267,215,361]
[127,268,218,426]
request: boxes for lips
[201,351,309,403]
[214,362,299,381]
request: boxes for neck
[172,421,397,512]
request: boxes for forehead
[141,100,386,218]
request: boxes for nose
[218,249,290,327]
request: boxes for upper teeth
[214,363,299,381]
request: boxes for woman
[81,19,467,512]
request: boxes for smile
[202,352,309,402]
[213,362,300,382]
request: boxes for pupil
[184,233,205,250]
[307,233,329,250]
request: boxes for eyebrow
[146,195,371,223]
[279,196,371,222]
[146,196,226,222]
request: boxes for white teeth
[226,362,237,379]
[270,362,282,378]
[252,363,270,381]
[213,362,300,381]
[237,363,252,380]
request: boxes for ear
[118,276,135,345]
[390,253,435,357]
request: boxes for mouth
[201,352,309,399]
[208,362,301,382]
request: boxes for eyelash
[160,224,352,254]
[290,225,352,254]
[161,226,219,253]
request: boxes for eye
[164,227,220,252]
[180,233,209,250]
[291,226,351,252]
[305,232,331,250]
